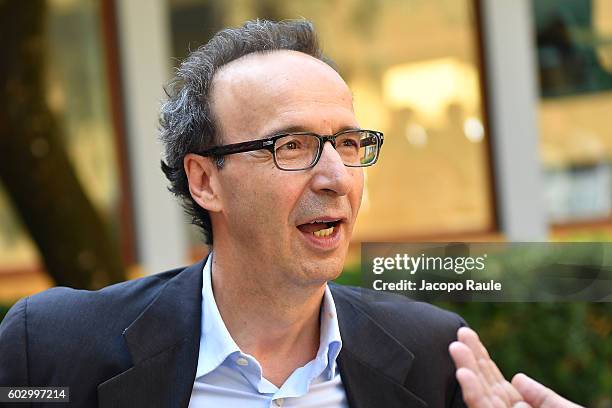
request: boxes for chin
[298,256,345,285]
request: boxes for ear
[184,153,223,213]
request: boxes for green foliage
[335,262,362,286]
[0,304,10,323]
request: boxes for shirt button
[236,357,248,366]
[274,398,284,407]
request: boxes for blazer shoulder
[26,266,184,325]
[0,266,192,387]
[6,267,185,355]
[0,297,29,386]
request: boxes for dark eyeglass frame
[194,129,384,171]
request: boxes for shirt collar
[195,253,343,380]
[319,282,343,379]
[195,253,241,378]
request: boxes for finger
[450,341,493,396]
[458,328,499,387]
[459,328,521,405]
[511,373,583,408]
[477,355,500,390]
[449,341,479,372]
[456,367,495,408]
[487,358,524,403]
[512,373,554,407]
[479,358,516,407]
[490,394,510,408]
[477,356,524,406]
[458,327,491,360]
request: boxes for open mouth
[296,220,342,238]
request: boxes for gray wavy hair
[159,19,330,245]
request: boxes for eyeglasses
[194,129,384,171]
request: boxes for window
[533,0,612,225]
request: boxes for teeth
[313,226,335,237]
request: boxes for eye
[277,139,302,151]
[341,138,359,147]
[337,134,361,150]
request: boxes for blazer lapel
[332,286,428,408]
[97,258,205,408]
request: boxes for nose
[310,141,354,196]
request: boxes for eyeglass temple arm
[197,138,273,157]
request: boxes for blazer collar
[97,257,205,408]
[331,285,428,408]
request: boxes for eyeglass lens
[274,131,378,170]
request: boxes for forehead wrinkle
[258,109,359,141]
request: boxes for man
[0,19,578,408]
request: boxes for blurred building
[2,0,612,300]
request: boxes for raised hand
[449,327,584,408]
[449,327,527,407]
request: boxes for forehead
[210,50,356,141]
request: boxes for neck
[209,247,325,385]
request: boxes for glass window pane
[533,0,612,224]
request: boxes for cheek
[226,178,268,222]
[222,170,302,234]
[351,171,365,215]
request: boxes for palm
[449,328,583,408]
[449,327,529,408]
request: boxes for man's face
[208,50,363,286]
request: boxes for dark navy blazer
[0,257,467,408]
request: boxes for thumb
[511,373,582,408]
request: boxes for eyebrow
[263,124,362,138]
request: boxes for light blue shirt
[189,254,349,407]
